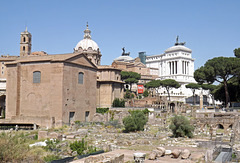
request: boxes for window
[69,112,75,124]
[23,37,26,42]
[23,46,25,51]
[33,71,41,83]
[78,72,84,84]
[85,111,90,122]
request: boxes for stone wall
[79,153,124,163]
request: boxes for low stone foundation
[76,153,124,163]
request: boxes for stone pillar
[200,91,203,110]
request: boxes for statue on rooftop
[122,47,130,56]
[175,36,186,46]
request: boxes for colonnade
[182,61,189,74]
[168,60,189,75]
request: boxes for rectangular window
[33,71,41,83]
[85,111,90,122]
[78,72,84,84]
[69,112,75,124]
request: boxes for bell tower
[20,27,32,57]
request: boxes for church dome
[114,55,134,62]
[74,24,99,52]
[75,39,99,51]
[165,45,192,53]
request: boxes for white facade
[146,44,195,84]
[146,43,201,102]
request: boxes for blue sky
[0,0,240,69]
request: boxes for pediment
[65,53,97,69]
[134,62,146,67]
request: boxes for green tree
[201,84,217,106]
[144,80,161,96]
[123,110,148,132]
[169,115,194,138]
[234,48,240,58]
[185,83,201,105]
[121,71,141,91]
[194,57,240,108]
[213,77,240,103]
[143,90,149,97]
[112,98,125,107]
[161,79,180,101]
[124,89,134,99]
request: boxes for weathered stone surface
[102,144,111,152]
[66,135,75,139]
[165,150,172,155]
[77,129,88,135]
[135,139,150,145]
[156,147,165,156]
[92,113,106,122]
[49,132,62,140]
[72,151,78,156]
[38,131,48,140]
[171,149,181,158]
[181,149,191,159]
[83,154,124,163]
[205,150,213,162]
[152,150,162,158]
[149,151,157,160]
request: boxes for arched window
[33,71,41,83]
[78,72,84,84]
[23,46,25,51]
[23,37,26,42]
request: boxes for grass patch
[0,131,42,162]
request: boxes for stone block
[172,149,181,158]
[66,135,75,139]
[38,130,48,140]
[49,132,62,140]
[148,151,157,160]
[181,149,191,159]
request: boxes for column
[172,61,174,74]
[169,62,171,75]
[179,60,182,75]
[175,61,177,74]
[182,61,184,74]
[184,61,187,74]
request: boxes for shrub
[70,138,97,155]
[43,138,60,151]
[0,132,38,162]
[105,120,121,128]
[142,108,150,115]
[112,98,125,107]
[96,108,109,114]
[43,154,61,162]
[124,89,134,99]
[70,138,87,155]
[169,115,194,138]
[123,110,148,132]
[143,90,149,97]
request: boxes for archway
[0,95,6,118]
[217,124,224,129]
[170,103,175,113]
